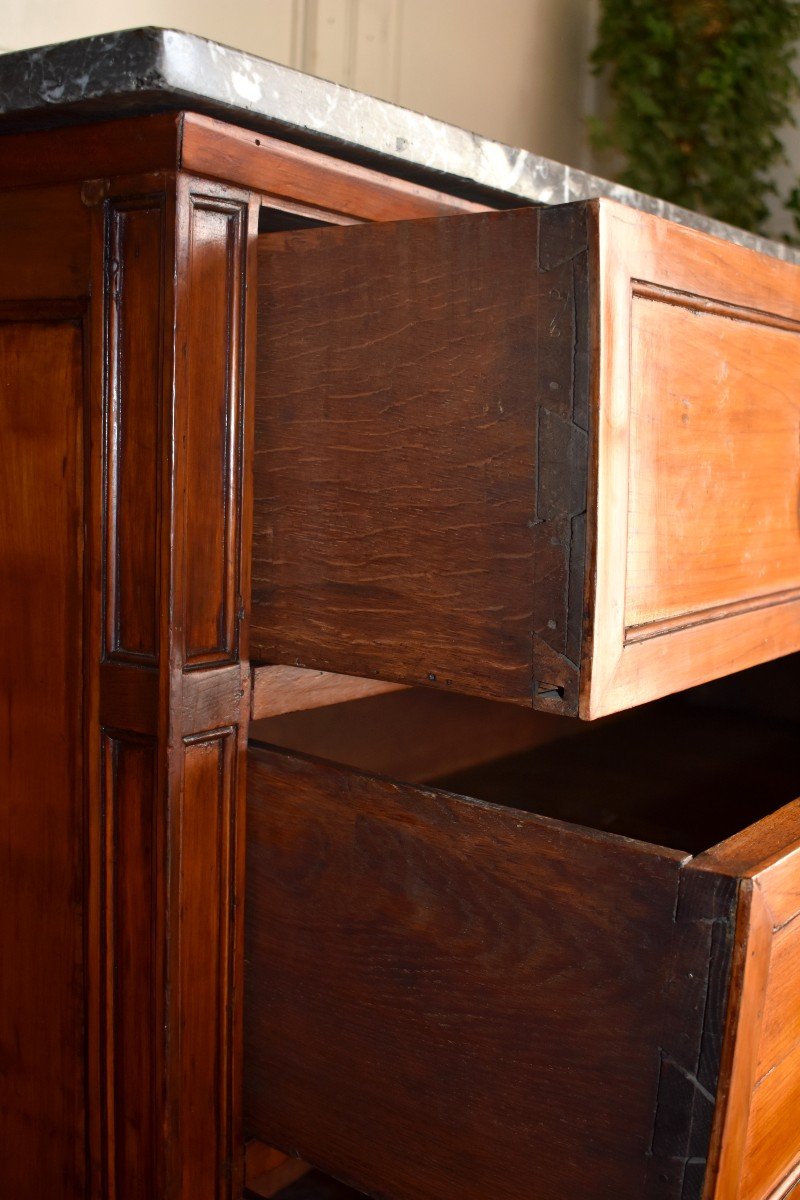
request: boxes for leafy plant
[590,0,800,235]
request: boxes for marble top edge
[1,26,797,265]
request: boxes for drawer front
[244,745,741,1200]
[252,198,800,718]
[706,833,800,1200]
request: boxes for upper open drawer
[251,198,800,718]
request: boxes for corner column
[91,169,258,1199]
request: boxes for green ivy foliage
[591,0,800,235]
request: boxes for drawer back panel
[251,206,571,708]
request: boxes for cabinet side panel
[0,316,86,1196]
[176,730,237,1196]
[181,197,246,666]
[105,199,165,664]
[101,733,160,1200]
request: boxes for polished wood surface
[252,197,800,717]
[626,295,800,631]
[89,169,258,1200]
[697,802,800,1200]
[592,203,800,717]
[0,309,87,1196]
[181,113,490,222]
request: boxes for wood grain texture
[105,195,165,664]
[251,206,591,709]
[0,112,181,188]
[741,1036,800,1200]
[0,184,90,297]
[180,191,248,665]
[0,312,87,1197]
[243,744,749,1200]
[181,112,490,222]
[101,733,160,1199]
[756,912,800,1077]
[251,664,407,719]
[626,295,800,633]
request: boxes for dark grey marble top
[1,26,797,264]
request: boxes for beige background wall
[1,0,597,168]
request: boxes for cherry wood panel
[0,184,90,296]
[181,112,490,221]
[692,803,800,1200]
[180,194,248,664]
[101,733,160,1199]
[756,912,800,1076]
[92,168,259,1200]
[244,744,744,1200]
[0,112,182,189]
[626,296,800,632]
[591,202,800,716]
[0,110,489,224]
[178,729,239,1195]
[0,312,87,1197]
[105,196,165,663]
[0,111,497,1200]
[741,1037,800,1200]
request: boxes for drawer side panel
[252,206,593,711]
[244,745,716,1200]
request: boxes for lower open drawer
[244,680,800,1200]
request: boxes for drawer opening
[245,654,800,1200]
[249,654,800,857]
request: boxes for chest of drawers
[1,27,800,1200]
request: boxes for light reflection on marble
[0,26,797,264]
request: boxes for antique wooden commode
[3,27,800,1200]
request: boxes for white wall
[1,0,596,168]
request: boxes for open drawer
[244,678,800,1200]
[251,198,800,718]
